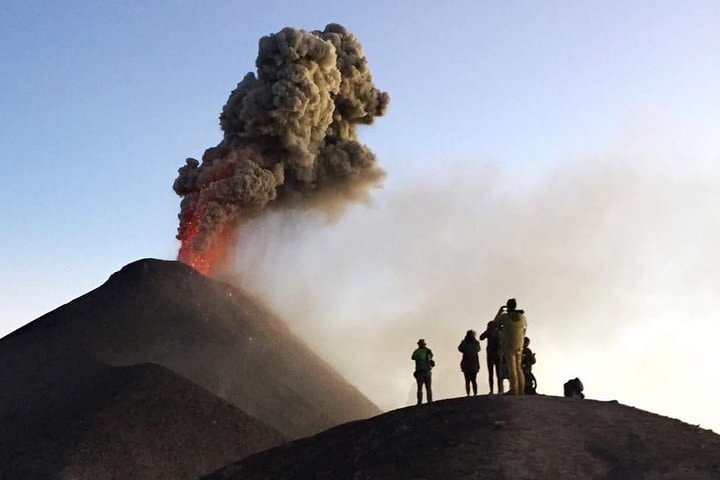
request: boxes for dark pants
[463,370,478,396]
[523,369,537,394]
[415,370,432,404]
[486,351,501,393]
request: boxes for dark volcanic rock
[206,395,720,480]
[0,258,379,479]
[2,362,284,480]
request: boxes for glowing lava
[177,219,234,276]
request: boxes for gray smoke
[173,24,389,259]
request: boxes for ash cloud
[173,24,389,260]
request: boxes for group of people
[411,298,537,405]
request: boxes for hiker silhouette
[411,339,434,405]
[458,330,481,396]
[480,319,502,393]
[522,336,537,394]
[493,298,528,395]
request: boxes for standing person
[521,337,537,394]
[495,298,527,395]
[480,319,502,393]
[411,339,434,405]
[458,330,481,396]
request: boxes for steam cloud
[173,24,389,270]
[225,145,720,431]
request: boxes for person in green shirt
[411,339,434,405]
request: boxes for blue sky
[2,1,719,427]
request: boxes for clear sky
[2,1,719,430]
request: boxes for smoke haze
[173,24,388,273]
[223,141,720,432]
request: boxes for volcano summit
[0,258,379,479]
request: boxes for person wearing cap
[494,298,527,395]
[411,339,434,405]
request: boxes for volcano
[0,258,379,479]
[206,395,720,480]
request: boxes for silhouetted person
[564,377,585,399]
[521,337,537,394]
[495,298,527,395]
[411,339,434,405]
[480,319,502,393]
[458,330,481,396]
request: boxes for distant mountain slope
[1,362,285,480]
[206,395,720,480]
[0,259,379,440]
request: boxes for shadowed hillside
[206,395,720,480]
[1,362,284,480]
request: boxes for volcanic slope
[0,259,379,475]
[206,395,720,480]
[1,362,285,480]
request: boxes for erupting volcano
[177,218,235,275]
[173,23,389,274]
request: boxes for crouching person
[564,377,585,399]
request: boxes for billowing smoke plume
[173,23,389,273]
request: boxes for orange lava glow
[177,220,235,276]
